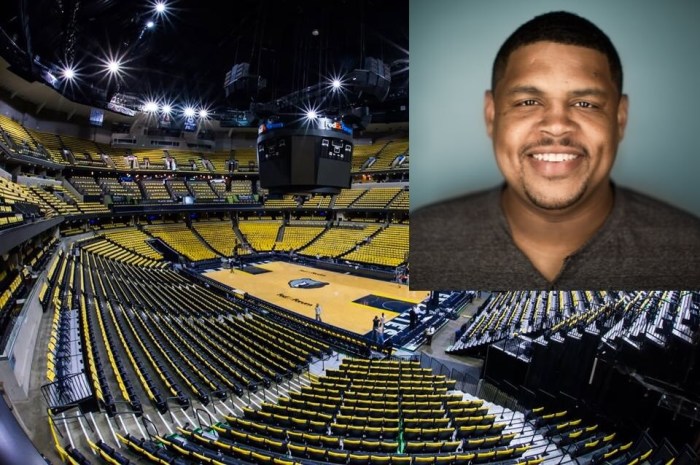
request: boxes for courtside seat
[328,450,349,463]
[307,446,328,462]
[413,456,436,465]
[405,442,425,454]
[348,453,371,465]
[345,439,363,451]
[370,455,392,465]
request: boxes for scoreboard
[257,119,353,195]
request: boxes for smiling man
[410,11,700,290]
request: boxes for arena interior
[0,1,698,465]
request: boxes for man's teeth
[532,153,578,162]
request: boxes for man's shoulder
[411,187,500,222]
[617,186,700,230]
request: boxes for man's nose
[539,104,576,137]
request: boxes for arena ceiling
[0,0,408,118]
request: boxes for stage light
[62,67,76,80]
[106,59,121,74]
[155,1,167,13]
[306,109,318,120]
[162,104,172,114]
[146,20,155,29]
[142,101,158,113]
[332,79,341,89]
[183,107,196,117]
[198,109,209,119]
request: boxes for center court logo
[288,278,328,289]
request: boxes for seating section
[233,147,258,172]
[140,179,173,202]
[25,129,66,163]
[600,290,699,348]
[350,188,403,209]
[264,195,299,209]
[370,140,409,171]
[342,224,408,267]
[389,189,409,209]
[95,142,128,170]
[306,193,334,209]
[69,176,103,196]
[238,220,283,252]
[352,140,409,172]
[192,220,245,256]
[49,246,332,418]
[231,179,254,197]
[60,135,106,166]
[144,223,218,261]
[29,185,81,216]
[334,188,368,209]
[117,357,539,465]
[299,223,381,259]
[0,176,47,227]
[99,177,142,201]
[0,114,45,158]
[166,179,190,198]
[352,144,383,171]
[82,237,165,268]
[449,291,612,353]
[102,229,164,261]
[187,180,219,201]
[274,225,325,252]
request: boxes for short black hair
[492,11,623,95]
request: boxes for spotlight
[198,109,209,119]
[183,107,196,117]
[306,109,318,120]
[146,20,155,29]
[162,104,172,114]
[142,101,158,113]
[106,59,121,74]
[154,1,167,14]
[62,67,76,80]
[332,79,341,90]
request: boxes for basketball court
[205,261,429,335]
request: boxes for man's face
[485,41,628,211]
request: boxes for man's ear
[617,94,629,141]
[484,90,495,139]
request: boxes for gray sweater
[410,185,700,290]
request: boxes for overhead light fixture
[62,67,76,80]
[142,101,158,113]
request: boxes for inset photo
[409,0,700,290]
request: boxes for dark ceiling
[0,0,408,113]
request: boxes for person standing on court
[425,326,435,346]
[315,303,322,322]
[372,315,380,342]
[377,317,385,344]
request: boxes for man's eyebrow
[569,87,609,98]
[506,85,543,96]
[506,85,609,98]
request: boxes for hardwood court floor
[205,261,429,335]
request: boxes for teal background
[409,0,700,217]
